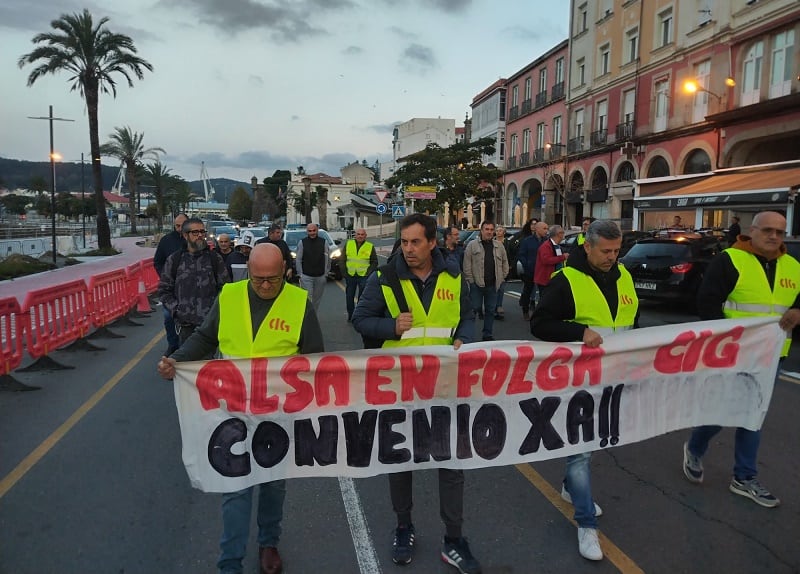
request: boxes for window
[697,0,712,27]
[577,3,588,34]
[524,77,532,101]
[539,68,547,93]
[510,133,518,157]
[575,108,584,138]
[499,131,505,160]
[626,27,639,63]
[552,115,562,145]
[654,78,669,132]
[599,44,610,76]
[512,85,519,107]
[499,90,506,121]
[577,58,586,85]
[659,8,673,48]
[536,123,546,149]
[692,59,711,123]
[770,29,794,98]
[742,40,763,105]
[522,129,531,153]
[600,0,613,17]
[555,58,564,84]
[596,100,608,131]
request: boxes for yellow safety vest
[381,271,461,347]
[561,265,638,335]
[724,248,800,357]
[577,233,586,246]
[345,240,374,276]
[218,281,307,358]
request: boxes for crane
[200,161,216,202]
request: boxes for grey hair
[585,220,622,245]
[548,225,564,238]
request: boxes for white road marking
[339,476,382,573]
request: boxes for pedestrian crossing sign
[392,205,406,218]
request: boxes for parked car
[619,233,723,305]
[282,228,343,280]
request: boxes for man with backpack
[351,213,481,574]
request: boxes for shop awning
[634,165,800,209]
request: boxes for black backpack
[361,264,409,349]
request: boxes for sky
[1,0,569,184]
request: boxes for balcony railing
[521,99,532,114]
[551,81,565,100]
[547,144,566,160]
[506,155,517,169]
[532,148,546,163]
[615,120,635,141]
[535,91,548,108]
[590,128,608,147]
[519,151,531,167]
[508,105,519,121]
[567,136,584,154]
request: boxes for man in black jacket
[153,212,187,355]
[296,223,329,313]
[532,219,639,562]
[256,224,294,280]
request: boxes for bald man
[157,242,323,574]
[339,228,378,321]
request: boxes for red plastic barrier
[141,259,159,294]
[125,262,142,310]
[22,280,91,358]
[86,269,130,328]
[0,297,24,375]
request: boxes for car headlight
[330,248,341,259]
[291,251,296,259]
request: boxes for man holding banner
[157,243,324,574]
[532,219,638,562]
[683,210,800,508]
[352,213,481,574]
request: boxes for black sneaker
[441,537,481,574]
[729,477,780,508]
[392,524,415,565]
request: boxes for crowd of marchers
[153,210,800,574]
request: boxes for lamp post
[81,152,86,248]
[27,106,74,264]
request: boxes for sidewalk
[0,236,155,306]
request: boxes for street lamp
[81,153,86,248]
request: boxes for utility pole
[27,105,74,264]
[81,152,86,248]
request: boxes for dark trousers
[163,306,180,353]
[345,275,367,320]
[389,469,464,538]
[519,275,538,313]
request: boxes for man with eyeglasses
[154,212,188,355]
[158,217,230,348]
[683,210,800,508]
[158,243,323,574]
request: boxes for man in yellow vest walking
[532,220,639,562]
[339,227,378,322]
[683,210,800,508]
[157,243,324,574]
[352,213,481,574]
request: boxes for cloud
[248,74,264,87]
[387,25,416,39]
[501,25,542,41]
[399,43,437,75]
[160,0,355,43]
[290,115,300,121]
[429,0,471,14]
[364,123,397,133]
[342,45,363,56]
[176,149,365,179]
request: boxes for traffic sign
[375,189,388,202]
[392,205,406,218]
[376,203,387,214]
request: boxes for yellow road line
[0,331,164,500]
[514,463,645,574]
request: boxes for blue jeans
[345,275,367,320]
[495,281,506,314]
[564,453,597,529]
[469,283,497,338]
[162,306,179,352]
[217,480,286,574]
[687,426,761,480]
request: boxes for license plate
[635,281,657,290]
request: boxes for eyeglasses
[250,275,283,286]
[753,226,786,237]
[187,229,206,237]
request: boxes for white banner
[173,317,783,493]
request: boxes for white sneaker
[578,527,603,561]
[561,484,603,517]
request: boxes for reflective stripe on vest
[218,281,306,358]
[561,265,638,332]
[724,248,800,357]
[345,240,374,276]
[381,271,461,347]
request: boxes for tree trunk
[318,186,328,230]
[86,84,110,249]
[127,161,137,234]
[302,179,312,224]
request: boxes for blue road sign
[376,203,387,214]
[392,205,406,218]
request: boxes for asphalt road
[1,272,799,574]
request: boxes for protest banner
[172,317,783,493]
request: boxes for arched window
[616,161,635,182]
[647,156,670,177]
[684,149,712,174]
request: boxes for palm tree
[18,8,154,249]
[100,126,164,233]
[142,161,172,230]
